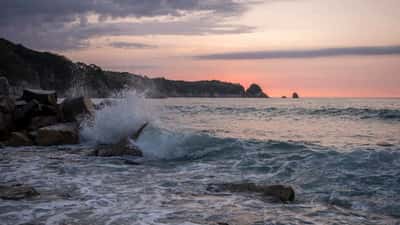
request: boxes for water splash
[80,91,154,144]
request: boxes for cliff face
[0,38,267,98]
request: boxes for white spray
[80,91,154,144]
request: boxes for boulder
[93,137,143,157]
[0,96,15,140]
[92,122,147,157]
[7,132,33,147]
[0,95,15,113]
[28,116,59,130]
[36,123,79,146]
[21,88,57,105]
[60,97,95,122]
[213,183,295,202]
[14,100,40,129]
[292,92,300,99]
[0,112,14,140]
[245,84,269,98]
[0,184,39,200]
[0,76,10,96]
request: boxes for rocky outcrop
[245,84,269,98]
[0,184,39,200]
[93,137,143,157]
[0,96,15,140]
[208,183,295,202]
[36,123,79,146]
[0,76,10,96]
[0,88,95,147]
[292,92,300,99]
[91,123,148,157]
[7,132,33,146]
[60,97,94,122]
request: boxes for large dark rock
[93,137,143,157]
[28,116,59,130]
[13,100,40,129]
[7,132,33,147]
[36,123,79,146]
[60,97,94,122]
[245,84,269,98]
[292,92,300,99]
[0,112,14,141]
[0,95,15,113]
[0,76,10,96]
[0,96,15,140]
[21,88,57,105]
[211,183,295,202]
[91,123,148,157]
[0,184,39,200]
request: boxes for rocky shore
[0,77,295,212]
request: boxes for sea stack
[292,92,300,99]
[245,84,269,98]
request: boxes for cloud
[110,42,158,49]
[0,0,258,50]
[194,46,400,60]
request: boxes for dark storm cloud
[0,0,257,50]
[110,42,158,49]
[195,46,400,60]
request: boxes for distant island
[0,38,269,98]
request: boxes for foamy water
[1,95,400,225]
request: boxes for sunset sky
[2,0,400,97]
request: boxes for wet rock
[292,92,300,99]
[0,184,39,200]
[0,96,15,140]
[14,100,40,128]
[376,141,393,147]
[36,123,79,146]
[131,122,148,141]
[93,137,143,157]
[0,76,10,96]
[214,183,295,202]
[60,96,94,122]
[28,116,59,130]
[0,95,15,113]
[7,132,33,147]
[21,88,57,106]
[245,84,269,98]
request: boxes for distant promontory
[0,38,268,98]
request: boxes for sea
[1,93,400,225]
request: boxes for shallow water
[1,97,400,225]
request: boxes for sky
[1,0,400,97]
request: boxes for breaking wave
[80,91,155,144]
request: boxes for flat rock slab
[0,184,39,200]
[22,88,57,106]
[208,183,295,203]
[36,123,79,146]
